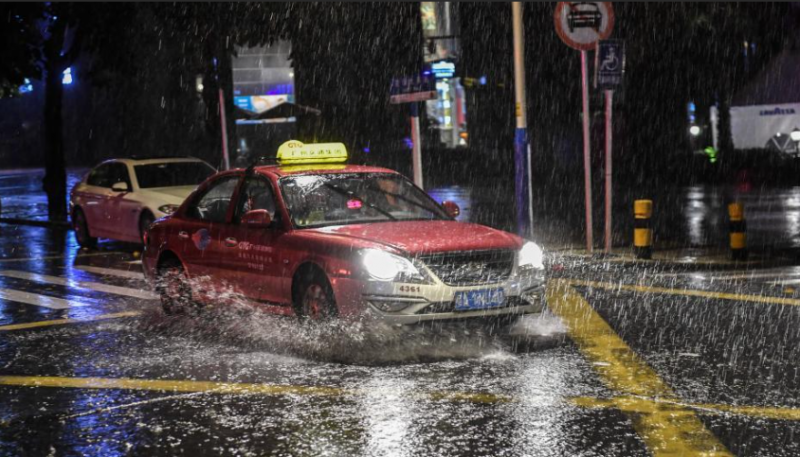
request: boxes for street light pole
[512,2,532,238]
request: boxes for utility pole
[512,2,532,238]
[410,103,424,189]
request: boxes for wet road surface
[1,221,800,456]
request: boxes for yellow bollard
[634,200,653,259]
[728,202,747,261]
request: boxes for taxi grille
[417,250,515,286]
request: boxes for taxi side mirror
[242,209,272,228]
[442,201,460,218]
[111,182,129,193]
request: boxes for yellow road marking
[0,375,510,405]
[0,373,794,423]
[0,375,345,397]
[0,311,141,332]
[547,279,731,456]
[571,279,800,307]
[572,396,800,422]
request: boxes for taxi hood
[309,220,523,255]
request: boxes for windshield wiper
[323,183,397,221]
[368,188,444,219]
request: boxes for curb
[0,217,72,230]
[551,251,795,272]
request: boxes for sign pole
[512,1,531,238]
[554,2,615,254]
[581,49,594,253]
[390,74,436,189]
[218,88,231,171]
[604,89,613,254]
[410,102,424,189]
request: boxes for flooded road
[0,221,800,455]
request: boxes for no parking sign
[554,2,615,51]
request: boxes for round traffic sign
[554,2,615,51]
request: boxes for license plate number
[454,289,506,311]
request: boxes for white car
[70,157,216,247]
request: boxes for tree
[0,4,43,98]
[5,4,135,220]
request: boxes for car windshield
[134,162,215,189]
[279,173,450,228]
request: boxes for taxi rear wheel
[72,208,97,248]
[296,273,337,321]
[157,260,195,315]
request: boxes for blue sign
[430,61,456,79]
[390,73,437,104]
[595,40,624,89]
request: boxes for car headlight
[518,241,544,270]
[158,204,179,215]
[361,249,426,283]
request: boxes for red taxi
[142,141,545,329]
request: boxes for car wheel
[139,211,155,245]
[296,272,337,321]
[156,259,196,316]
[72,208,97,248]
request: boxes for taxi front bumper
[331,273,545,325]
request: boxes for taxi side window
[235,177,278,225]
[187,176,239,223]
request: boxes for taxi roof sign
[276,140,348,165]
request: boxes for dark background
[1,3,798,219]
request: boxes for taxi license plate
[454,289,506,311]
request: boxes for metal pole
[410,103,424,189]
[581,50,594,253]
[512,2,531,238]
[218,88,231,171]
[604,89,613,254]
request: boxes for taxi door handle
[224,237,238,247]
[178,231,189,239]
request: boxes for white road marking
[767,278,800,286]
[0,288,87,310]
[0,252,112,264]
[74,265,145,280]
[0,270,156,300]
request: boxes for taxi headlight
[518,241,544,271]
[158,204,179,215]
[362,249,425,282]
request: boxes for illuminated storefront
[231,41,296,164]
[420,2,468,148]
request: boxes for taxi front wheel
[296,273,338,321]
[157,260,196,315]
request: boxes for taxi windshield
[279,173,450,228]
